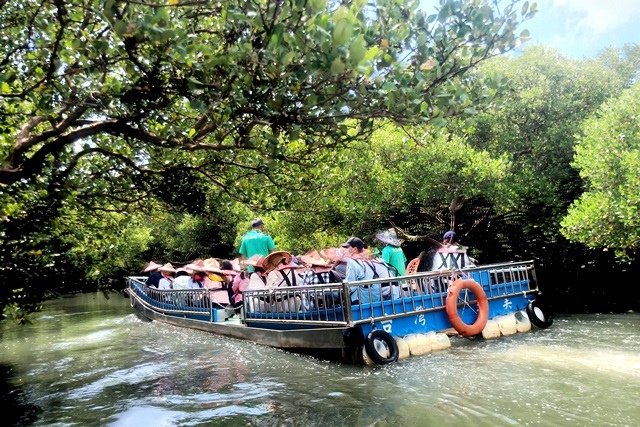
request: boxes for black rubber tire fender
[364,330,399,365]
[526,299,553,329]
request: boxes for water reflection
[0,294,639,426]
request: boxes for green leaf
[364,46,379,61]
[349,35,366,64]
[189,99,207,112]
[113,20,127,36]
[333,20,353,46]
[432,117,447,127]
[330,57,345,74]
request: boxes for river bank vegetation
[1,0,639,322]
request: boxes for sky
[523,0,640,58]
[421,0,640,59]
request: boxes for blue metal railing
[242,261,537,327]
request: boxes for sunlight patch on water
[111,403,268,427]
[502,344,640,380]
[67,363,167,400]
[51,329,117,351]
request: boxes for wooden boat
[126,260,552,365]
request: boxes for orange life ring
[445,279,489,337]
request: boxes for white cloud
[552,0,640,35]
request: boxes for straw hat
[203,258,220,269]
[276,259,306,271]
[143,261,162,273]
[184,259,207,273]
[262,251,293,272]
[203,258,225,275]
[375,228,403,247]
[158,263,176,273]
[300,251,333,268]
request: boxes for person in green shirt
[376,228,407,276]
[238,218,276,271]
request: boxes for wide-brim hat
[203,258,220,268]
[376,228,403,247]
[300,252,333,268]
[203,259,225,275]
[276,261,306,271]
[185,259,207,273]
[262,251,293,272]
[242,255,265,269]
[143,261,162,273]
[158,263,176,273]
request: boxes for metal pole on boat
[209,290,214,322]
[343,281,353,325]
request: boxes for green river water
[1,292,639,426]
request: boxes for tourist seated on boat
[264,251,306,312]
[220,259,239,303]
[243,255,267,288]
[235,255,270,311]
[319,247,348,281]
[342,237,382,305]
[143,261,163,288]
[300,251,339,285]
[176,260,204,288]
[157,263,176,290]
[203,259,231,308]
[172,268,191,290]
[231,270,250,307]
[188,270,206,289]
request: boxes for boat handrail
[127,278,220,321]
[128,260,537,328]
[241,260,537,326]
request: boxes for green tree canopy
[0,0,532,189]
[561,83,640,257]
[0,0,535,318]
[270,121,512,255]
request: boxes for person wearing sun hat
[261,250,298,272]
[265,251,305,288]
[238,218,276,272]
[143,261,163,288]
[157,263,176,290]
[201,259,231,307]
[376,228,407,276]
[183,260,208,289]
[300,251,339,285]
